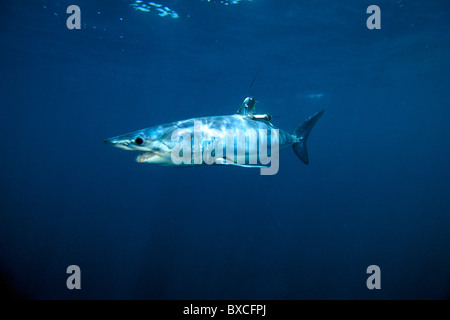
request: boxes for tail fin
[292,110,325,165]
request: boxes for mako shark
[104,97,324,175]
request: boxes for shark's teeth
[136,152,154,163]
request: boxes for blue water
[1,0,449,299]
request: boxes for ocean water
[0,0,449,300]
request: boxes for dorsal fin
[236,97,256,117]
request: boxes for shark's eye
[135,137,144,145]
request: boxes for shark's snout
[103,138,114,145]
[104,136,134,150]
[104,137,125,146]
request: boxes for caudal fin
[292,110,325,165]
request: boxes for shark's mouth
[136,152,155,163]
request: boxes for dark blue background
[1,0,449,299]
